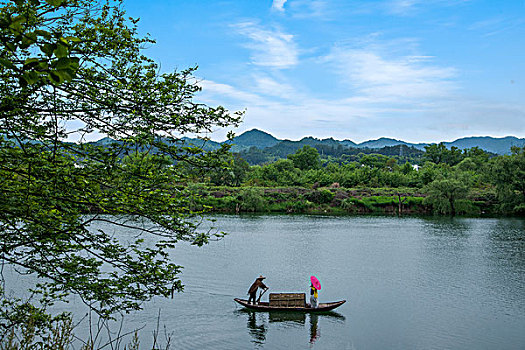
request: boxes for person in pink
[310,275,321,308]
[310,283,319,308]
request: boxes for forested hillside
[178,129,525,163]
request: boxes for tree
[423,143,448,164]
[491,146,525,213]
[236,187,266,212]
[401,162,414,175]
[208,153,249,186]
[424,177,469,215]
[287,145,320,170]
[443,146,464,166]
[464,146,490,166]
[0,0,240,334]
[423,143,465,166]
[360,154,390,169]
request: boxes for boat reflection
[269,311,306,324]
[235,309,345,346]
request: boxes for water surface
[9,215,525,349]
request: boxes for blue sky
[125,0,525,143]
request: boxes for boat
[234,298,346,312]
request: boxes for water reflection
[236,309,345,347]
[246,311,267,345]
[309,314,319,345]
[488,220,525,265]
[269,311,306,325]
[422,217,470,237]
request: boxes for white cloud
[288,0,330,19]
[196,30,523,143]
[253,75,296,98]
[385,0,471,16]
[197,80,263,106]
[233,22,299,69]
[196,37,462,142]
[272,0,287,12]
[468,16,525,37]
[387,0,420,15]
[324,44,457,102]
[199,73,525,143]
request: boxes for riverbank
[190,185,501,216]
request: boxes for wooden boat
[234,298,346,312]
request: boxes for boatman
[248,275,268,305]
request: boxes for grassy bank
[188,185,499,216]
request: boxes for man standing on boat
[248,275,268,305]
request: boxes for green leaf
[22,71,40,85]
[21,32,38,48]
[0,57,16,70]
[45,0,64,7]
[48,71,62,84]
[18,75,27,87]
[53,58,79,76]
[53,43,68,58]
[9,15,26,26]
[53,69,73,82]
[55,57,71,70]
[41,43,56,57]
[69,57,80,70]
[8,15,26,34]
[24,58,40,68]
[37,60,49,71]
[35,29,52,39]
[5,42,17,52]
[65,36,81,43]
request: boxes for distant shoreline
[190,185,514,217]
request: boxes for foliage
[306,189,334,204]
[196,142,523,216]
[208,153,249,186]
[424,143,463,165]
[183,128,520,163]
[0,314,74,350]
[236,187,266,212]
[238,139,424,166]
[490,146,525,213]
[287,145,321,170]
[423,176,469,215]
[0,0,240,335]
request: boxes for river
[6,215,525,349]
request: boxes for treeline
[239,142,424,165]
[183,144,525,216]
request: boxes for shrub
[306,189,335,204]
[237,188,266,212]
[406,196,424,206]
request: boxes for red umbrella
[310,275,321,290]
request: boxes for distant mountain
[297,136,343,148]
[228,129,279,151]
[227,129,523,155]
[340,139,357,148]
[354,136,525,154]
[81,129,525,156]
[180,137,221,151]
[356,138,416,149]
[443,136,525,155]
